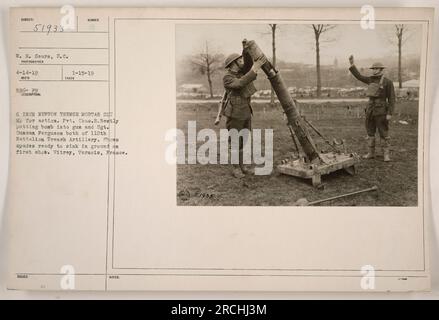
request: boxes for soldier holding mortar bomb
[215,39,265,178]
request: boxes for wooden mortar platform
[277,152,360,187]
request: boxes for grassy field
[176,100,419,206]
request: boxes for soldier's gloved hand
[386,114,392,121]
[349,54,354,66]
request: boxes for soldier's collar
[228,69,240,75]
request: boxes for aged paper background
[0,3,438,297]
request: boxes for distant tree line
[177,24,416,97]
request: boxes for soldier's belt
[368,98,387,106]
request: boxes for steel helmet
[224,53,241,68]
[369,62,386,69]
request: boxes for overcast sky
[175,23,423,66]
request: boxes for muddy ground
[176,100,419,206]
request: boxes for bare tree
[269,24,277,107]
[191,41,223,98]
[395,24,405,89]
[311,24,336,97]
[257,24,279,106]
[383,24,414,88]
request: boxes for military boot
[363,136,375,159]
[382,138,391,162]
[232,165,245,178]
[239,150,255,175]
[238,145,254,175]
[240,164,255,175]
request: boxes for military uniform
[222,49,257,130]
[349,64,395,160]
[222,48,258,175]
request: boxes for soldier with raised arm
[348,55,396,162]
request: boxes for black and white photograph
[176,23,424,206]
[2,5,436,296]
